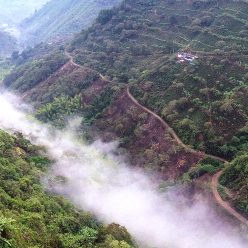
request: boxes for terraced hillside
[68,0,248,157]
[4,0,248,218]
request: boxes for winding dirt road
[65,51,107,80]
[212,171,248,225]
[127,87,248,226]
[65,51,80,68]
[65,51,248,226]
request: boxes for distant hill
[0,31,18,59]
[0,14,15,27]
[19,0,121,46]
[0,0,48,23]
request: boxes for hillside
[0,31,19,59]
[3,0,248,221]
[68,0,248,157]
[0,14,15,27]
[0,129,135,247]
[19,0,122,46]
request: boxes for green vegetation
[0,61,12,80]
[220,155,248,215]
[183,156,224,181]
[2,0,248,220]
[9,42,58,66]
[0,129,136,247]
[35,94,84,128]
[4,49,69,93]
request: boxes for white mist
[0,92,246,248]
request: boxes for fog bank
[0,92,247,248]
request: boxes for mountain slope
[19,0,122,46]
[0,31,18,58]
[68,0,248,157]
[3,0,248,217]
[0,129,135,247]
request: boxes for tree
[96,9,114,25]
[220,100,234,113]
[11,51,19,60]
[169,15,177,25]
[101,223,133,246]
[102,235,131,248]
[0,216,14,247]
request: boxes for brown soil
[81,75,112,105]
[95,89,203,180]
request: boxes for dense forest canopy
[0,128,136,247]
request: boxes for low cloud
[0,91,247,248]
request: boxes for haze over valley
[0,0,248,247]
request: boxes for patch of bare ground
[82,78,112,105]
[95,90,203,180]
[22,60,80,101]
[22,59,109,106]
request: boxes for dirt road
[127,87,248,226]
[65,51,107,80]
[212,171,248,225]
[65,51,248,226]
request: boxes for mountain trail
[65,50,107,80]
[65,50,248,226]
[127,87,248,226]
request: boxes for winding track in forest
[127,87,248,226]
[65,51,248,226]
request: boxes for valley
[65,49,248,228]
[0,0,248,247]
